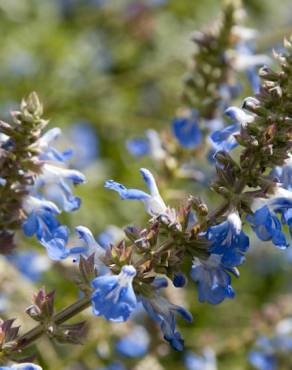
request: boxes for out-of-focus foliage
[0,0,292,369]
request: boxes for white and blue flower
[247,186,292,249]
[207,211,249,267]
[71,226,105,270]
[105,168,166,217]
[126,129,166,160]
[141,287,192,351]
[91,265,137,322]
[35,163,86,212]
[22,196,70,260]
[191,254,236,305]
[22,126,86,261]
[247,205,288,249]
[209,106,254,153]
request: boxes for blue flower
[0,364,43,370]
[91,265,137,322]
[191,254,236,304]
[210,107,254,153]
[249,351,276,370]
[39,225,70,260]
[22,196,70,260]
[207,212,249,267]
[22,126,86,261]
[209,123,238,153]
[126,138,149,157]
[126,130,166,160]
[36,128,73,163]
[185,348,217,370]
[246,205,288,249]
[116,325,150,358]
[22,196,60,238]
[71,226,105,269]
[36,163,86,212]
[105,168,166,216]
[69,122,99,169]
[6,251,50,282]
[141,292,192,351]
[172,116,202,149]
[270,158,292,237]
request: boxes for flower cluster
[0,93,86,258]
[0,10,291,370]
[126,1,269,183]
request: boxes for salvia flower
[71,226,105,269]
[21,121,86,259]
[91,265,137,322]
[270,157,292,238]
[141,293,192,351]
[105,168,166,216]
[126,129,166,160]
[115,325,150,358]
[247,205,288,249]
[34,127,72,163]
[191,254,236,304]
[210,107,254,153]
[247,187,292,249]
[34,163,86,212]
[207,211,249,268]
[172,114,202,149]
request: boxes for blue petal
[126,138,150,157]
[172,117,202,149]
[105,180,150,200]
[22,212,38,237]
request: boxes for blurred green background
[0,0,292,369]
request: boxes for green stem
[15,296,91,351]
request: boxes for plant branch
[14,296,91,352]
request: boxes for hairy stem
[15,296,91,351]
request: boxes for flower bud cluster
[0,92,86,257]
